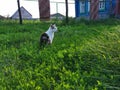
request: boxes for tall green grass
[0,19,120,90]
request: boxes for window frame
[87,0,106,13]
[79,0,86,14]
[99,0,106,11]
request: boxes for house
[75,0,120,19]
[11,6,32,19]
[50,13,65,20]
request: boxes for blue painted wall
[75,0,80,17]
[75,0,117,18]
[75,0,89,18]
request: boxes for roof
[0,15,5,19]
[11,6,32,19]
[51,13,65,17]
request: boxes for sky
[0,0,75,18]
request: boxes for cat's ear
[54,24,56,26]
[50,24,54,29]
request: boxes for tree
[115,0,120,17]
[25,0,50,20]
[65,0,69,24]
[25,0,69,22]
[17,0,22,24]
[38,0,50,20]
[90,0,99,20]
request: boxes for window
[88,0,90,12]
[99,0,105,11]
[87,0,105,12]
[80,0,86,13]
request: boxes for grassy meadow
[0,19,120,90]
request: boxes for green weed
[0,19,120,90]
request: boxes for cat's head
[50,24,58,32]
